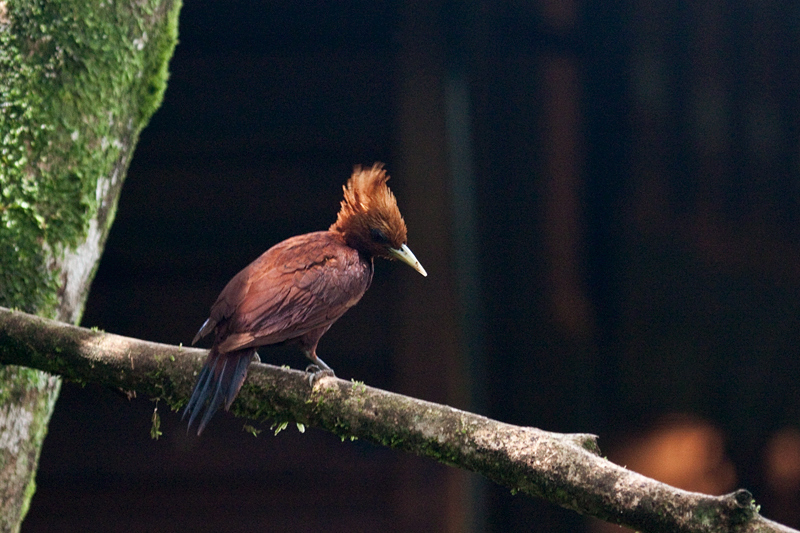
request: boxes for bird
[183,163,426,435]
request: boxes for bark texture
[0,306,796,533]
[0,1,181,530]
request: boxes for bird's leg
[304,350,335,385]
[298,328,336,384]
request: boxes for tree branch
[0,306,794,533]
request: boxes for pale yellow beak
[389,244,427,277]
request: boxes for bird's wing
[208,232,371,353]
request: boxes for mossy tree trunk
[0,1,181,530]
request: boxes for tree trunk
[0,0,181,530]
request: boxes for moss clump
[0,366,42,404]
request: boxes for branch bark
[0,306,795,533]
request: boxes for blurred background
[23,0,800,531]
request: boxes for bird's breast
[335,249,374,304]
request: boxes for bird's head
[330,163,427,276]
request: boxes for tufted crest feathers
[330,163,408,253]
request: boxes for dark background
[23,0,800,531]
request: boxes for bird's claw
[305,364,335,386]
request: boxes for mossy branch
[0,306,795,533]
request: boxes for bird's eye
[370,228,389,244]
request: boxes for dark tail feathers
[183,347,254,435]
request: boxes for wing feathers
[201,232,373,353]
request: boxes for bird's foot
[305,364,335,386]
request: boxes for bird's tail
[183,347,255,435]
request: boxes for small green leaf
[150,405,162,440]
[243,424,261,437]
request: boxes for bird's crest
[331,163,408,252]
